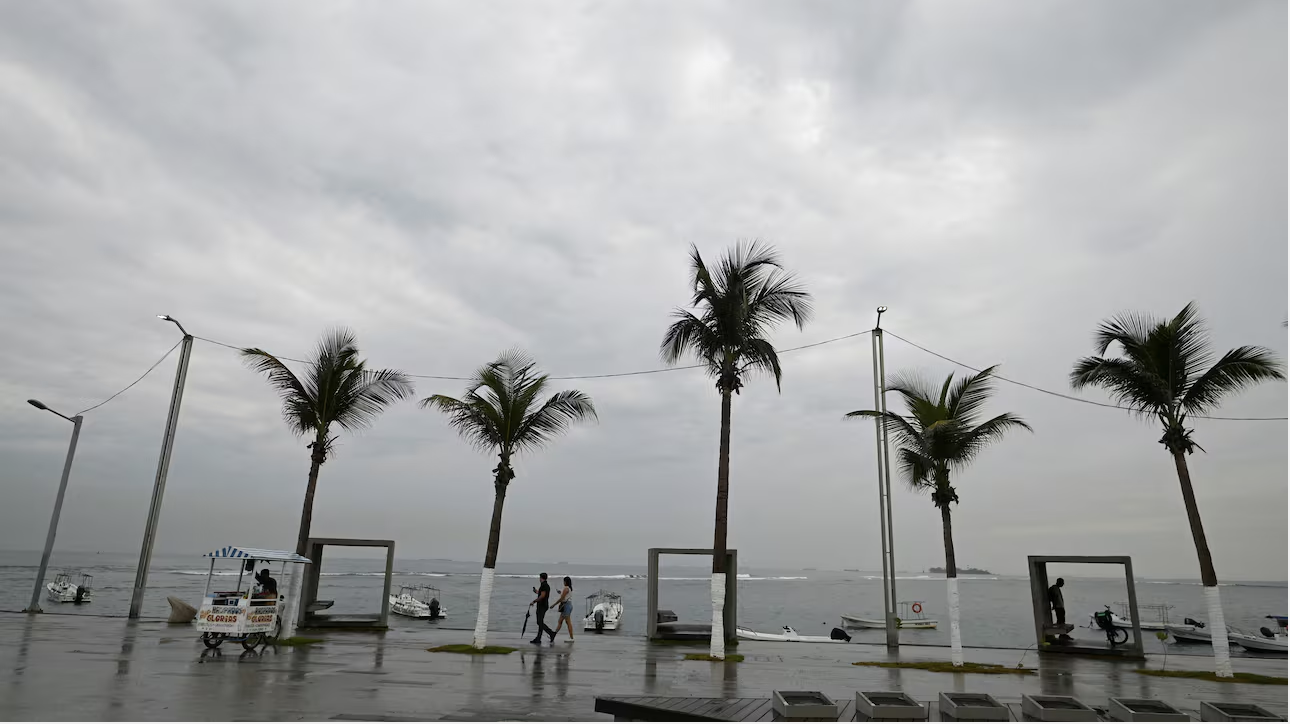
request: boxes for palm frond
[739,337,784,390]
[1181,345,1285,414]
[420,394,505,452]
[945,366,1000,425]
[241,347,317,437]
[953,413,1033,468]
[1070,356,1170,417]
[513,389,598,453]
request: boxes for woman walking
[552,576,575,642]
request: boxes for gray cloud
[1,0,1284,580]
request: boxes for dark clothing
[531,581,555,642]
[1047,584,1064,609]
[256,572,278,595]
[1048,584,1065,626]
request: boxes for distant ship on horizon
[927,566,993,575]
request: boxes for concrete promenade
[1,613,1285,720]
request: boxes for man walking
[530,572,556,644]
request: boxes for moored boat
[842,601,937,629]
[46,572,92,604]
[736,625,850,643]
[583,590,623,632]
[389,585,447,619]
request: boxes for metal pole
[128,332,194,618]
[25,415,83,613]
[870,327,895,648]
[876,327,899,647]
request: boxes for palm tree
[661,241,812,659]
[847,366,1030,667]
[422,350,596,649]
[242,328,414,556]
[1071,302,1283,677]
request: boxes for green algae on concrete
[684,653,744,662]
[429,644,518,655]
[853,660,1035,675]
[1135,669,1287,685]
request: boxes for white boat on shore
[389,585,447,619]
[45,572,92,604]
[842,601,937,630]
[582,590,623,632]
[737,625,850,644]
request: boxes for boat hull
[841,615,937,630]
[736,627,846,644]
[1166,625,1212,644]
[582,602,623,631]
[1229,633,1288,653]
[388,595,447,619]
[46,583,91,604]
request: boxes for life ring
[911,603,922,614]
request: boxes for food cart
[196,545,311,650]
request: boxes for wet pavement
[1,612,1285,720]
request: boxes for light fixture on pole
[870,306,899,648]
[25,399,84,614]
[127,315,195,619]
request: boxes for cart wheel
[242,633,265,651]
[202,632,225,649]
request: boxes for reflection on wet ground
[1,612,1284,720]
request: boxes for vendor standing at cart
[254,568,278,599]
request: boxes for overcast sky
[1,1,1285,580]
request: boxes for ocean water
[1,550,1284,655]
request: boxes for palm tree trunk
[472,477,508,649]
[708,388,733,660]
[296,435,326,556]
[940,504,964,666]
[1173,451,1233,677]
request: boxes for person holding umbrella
[528,572,556,644]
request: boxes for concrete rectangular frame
[1028,555,1144,659]
[646,548,737,641]
[299,537,395,628]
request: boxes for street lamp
[25,399,84,613]
[869,306,898,647]
[127,315,195,619]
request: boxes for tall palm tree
[242,328,414,556]
[422,350,596,650]
[848,366,1030,667]
[1071,302,1283,677]
[661,241,812,659]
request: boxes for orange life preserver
[911,603,923,614]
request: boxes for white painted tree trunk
[709,572,726,660]
[280,566,303,641]
[1204,585,1233,678]
[946,577,963,666]
[472,567,495,649]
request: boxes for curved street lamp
[25,399,84,613]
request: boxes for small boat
[46,572,92,603]
[842,601,937,629]
[388,585,447,619]
[583,590,623,632]
[1166,617,1215,644]
[1229,617,1288,654]
[737,625,849,644]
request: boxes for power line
[75,340,182,416]
[884,330,1287,422]
[191,329,873,382]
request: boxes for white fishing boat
[388,585,447,619]
[583,590,623,631]
[842,601,937,629]
[45,572,92,604]
[1229,617,1288,654]
[737,625,850,644]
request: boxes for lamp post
[871,306,899,648]
[127,315,194,619]
[25,399,84,614]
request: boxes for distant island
[928,566,992,575]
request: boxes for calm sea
[1,550,1283,655]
